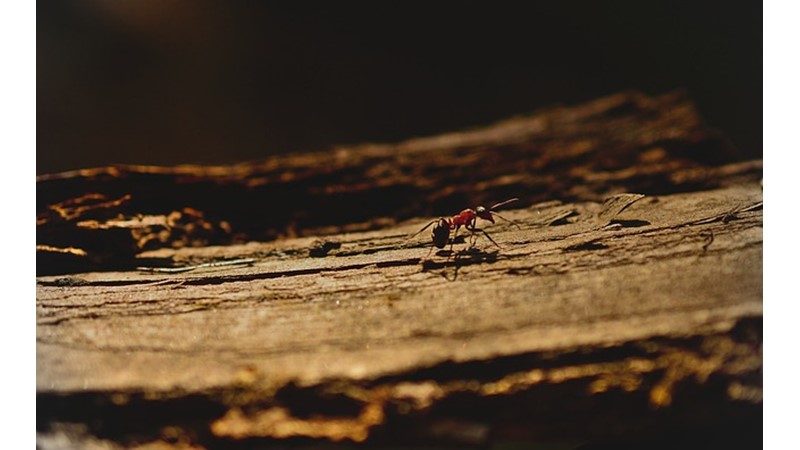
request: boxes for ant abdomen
[432,218,451,249]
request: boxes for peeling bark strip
[37,180,762,448]
[36,91,761,275]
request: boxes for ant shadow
[421,245,499,282]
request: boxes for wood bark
[36,91,762,449]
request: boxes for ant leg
[408,220,438,241]
[473,227,502,248]
[490,212,522,229]
[469,217,485,248]
[469,228,478,248]
[449,226,461,255]
[465,218,477,248]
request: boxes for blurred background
[37,1,762,175]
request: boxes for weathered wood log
[37,182,762,448]
[36,91,758,275]
[36,91,762,449]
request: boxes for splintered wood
[36,91,762,449]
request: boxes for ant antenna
[490,198,519,211]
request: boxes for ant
[409,198,521,257]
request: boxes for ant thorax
[452,209,477,227]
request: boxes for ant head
[432,218,451,248]
[476,206,495,223]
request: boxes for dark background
[37,1,762,175]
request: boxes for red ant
[409,198,521,256]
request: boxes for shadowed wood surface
[36,92,762,449]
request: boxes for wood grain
[36,91,762,448]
